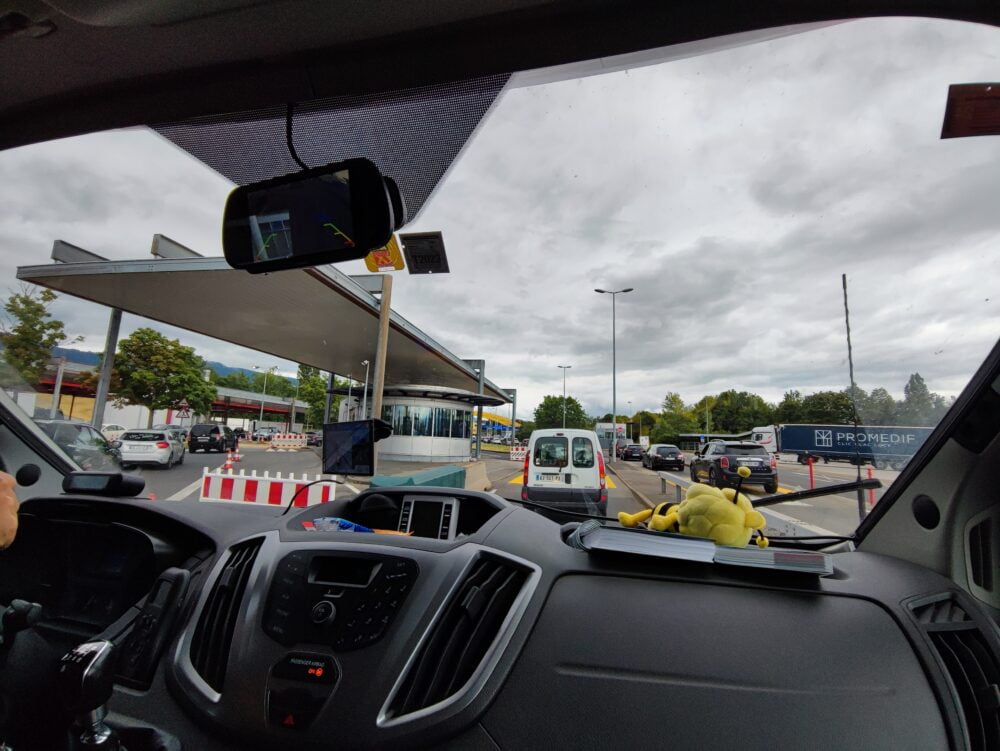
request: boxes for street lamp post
[253,365,275,429]
[557,365,571,428]
[595,287,634,461]
[627,400,633,442]
[361,359,371,419]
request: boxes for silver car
[116,430,186,468]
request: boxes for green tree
[710,390,773,433]
[652,392,698,441]
[214,370,253,390]
[0,286,80,384]
[862,387,897,424]
[774,390,804,423]
[534,395,589,429]
[897,373,934,425]
[690,395,717,432]
[800,390,854,423]
[515,419,535,440]
[113,328,216,427]
[297,365,338,428]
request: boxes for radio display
[409,500,445,538]
[309,557,380,587]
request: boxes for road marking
[760,507,840,537]
[166,476,204,501]
[508,475,617,489]
[345,483,361,494]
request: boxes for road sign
[175,399,191,418]
[363,235,405,272]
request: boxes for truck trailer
[750,423,933,469]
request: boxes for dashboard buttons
[272,653,337,685]
[310,601,336,624]
[268,687,324,729]
[262,552,419,651]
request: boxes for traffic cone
[223,451,234,471]
[233,446,242,462]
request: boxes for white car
[100,423,127,442]
[116,429,186,468]
[521,428,607,515]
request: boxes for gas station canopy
[17,255,510,403]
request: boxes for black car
[690,441,778,494]
[642,444,685,471]
[621,444,644,461]
[188,423,237,453]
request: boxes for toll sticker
[941,83,1000,138]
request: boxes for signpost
[175,399,191,427]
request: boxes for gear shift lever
[58,640,122,750]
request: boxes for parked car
[233,427,247,440]
[35,419,119,470]
[100,423,127,442]
[188,423,237,452]
[643,443,685,471]
[117,430,185,468]
[522,428,607,516]
[690,440,778,494]
[253,426,281,441]
[621,444,644,461]
[305,431,322,446]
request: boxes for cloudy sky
[1,17,999,421]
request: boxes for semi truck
[749,423,933,469]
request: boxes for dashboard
[1,487,998,750]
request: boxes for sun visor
[154,75,510,221]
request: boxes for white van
[521,428,607,515]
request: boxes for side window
[572,437,595,468]
[534,437,568,467]
[211,427,221,435]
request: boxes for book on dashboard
[570,524,833,576]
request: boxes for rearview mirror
[322,418,392,476]
[222,158,395,273]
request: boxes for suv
[690,440,778,494]
[188,423,237,452]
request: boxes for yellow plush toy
[618,466,769,548]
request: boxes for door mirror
[223,158,396,273]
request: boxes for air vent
[190,538,262,693]
[911,596,971,625]
[388,555,528,718]
[928,628,1000,751]
[969,519,993,591]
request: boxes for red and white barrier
[510,446,528,461]
[199,467,337,507]
[267,434,308,452]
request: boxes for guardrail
[658,471,685,504]
[267,433,308,451]
[199,467,337,506]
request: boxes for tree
[534,395,590,429]
[213,370,253,391]
[800,390,854,423]
[515,420,535,440]
[651,392,698,442]
[897,372,935,426]
[710,390,773,433]
[0,286,80,384]
[113,328,216,427]
[297,365,337,428]
[774,390,804,423]
[862,387,897,424]
[690,395,717,432]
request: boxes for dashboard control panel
[262,550,418,651]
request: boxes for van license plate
[540,473,561,481]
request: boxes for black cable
[285,104,309,171]
[279,477,344,517]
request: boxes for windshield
[1,17,998,537]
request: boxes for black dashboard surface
[2,488,995,750]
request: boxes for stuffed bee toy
[618,466,769,548]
